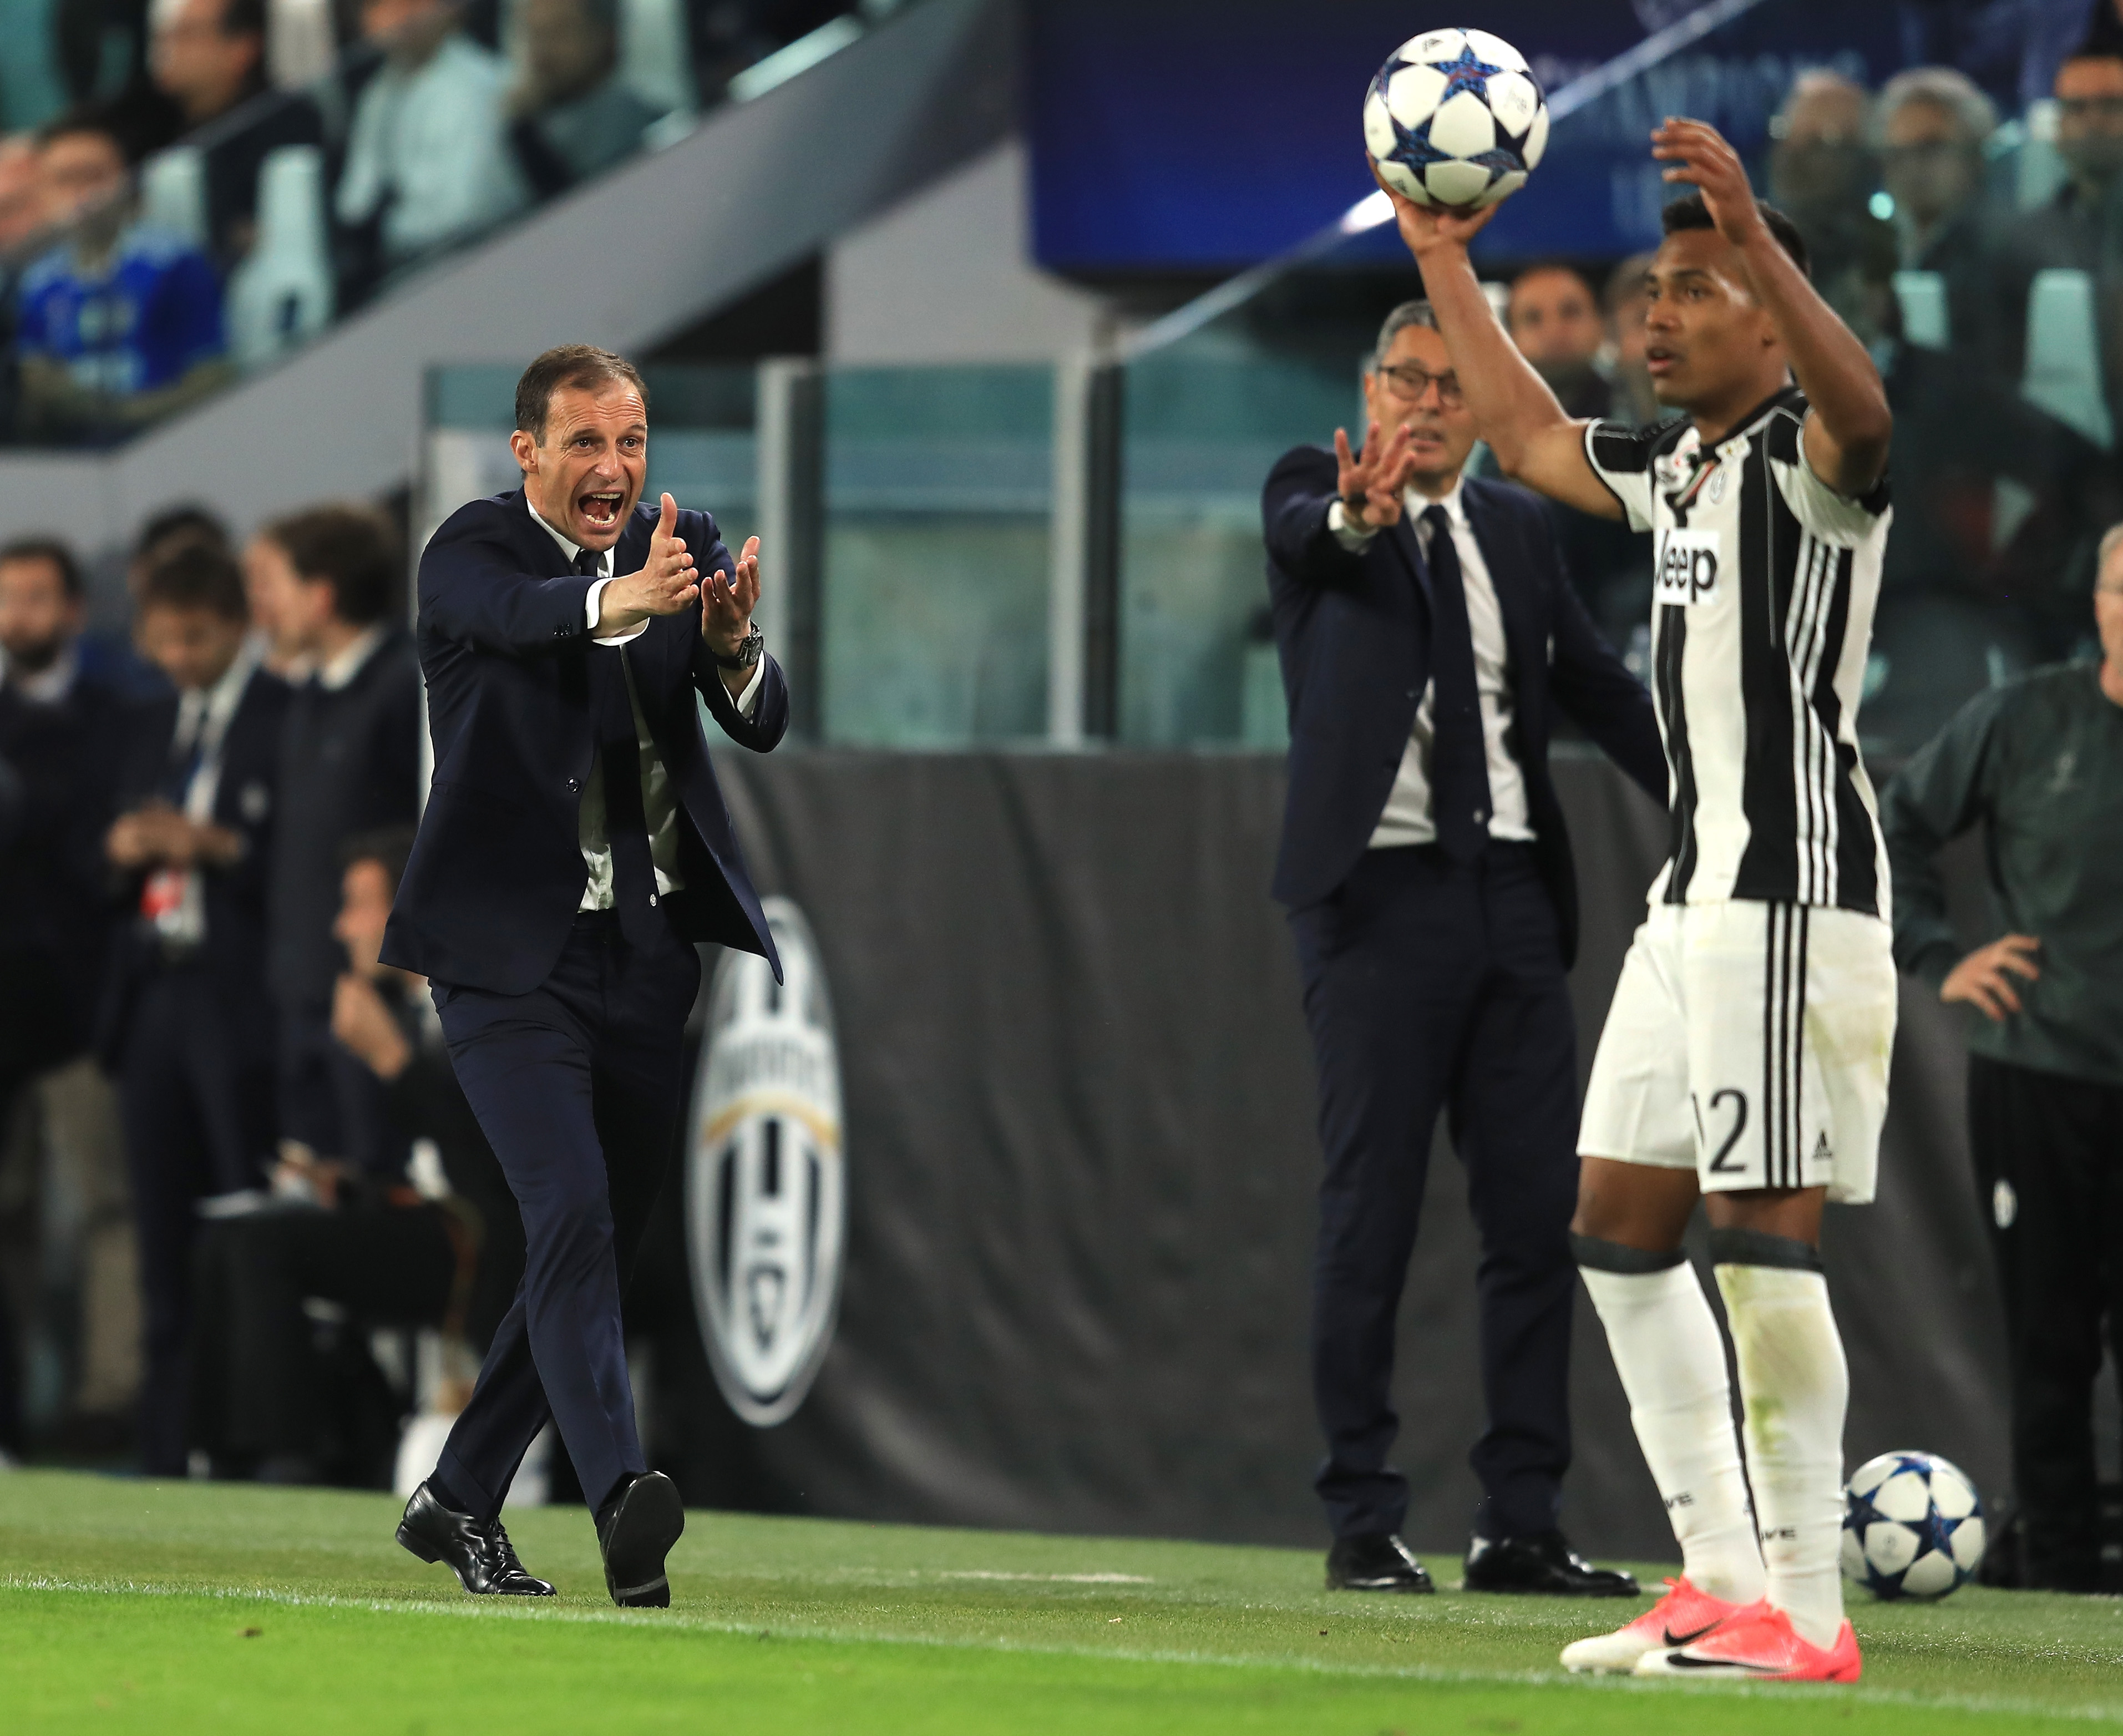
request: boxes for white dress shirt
[1329,479,1535,850]
[315,623,387,692]
[530,507,763,912]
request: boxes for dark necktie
[1421,504,1493,863]
[580,548,664,949]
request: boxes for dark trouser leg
[1451,847,1578,1540]
[1295,847,1480,1541]
[276,1008,341,1158]
[433,918,697,1521]
[1968,1054,2111,1590]
[120,976,214,1476]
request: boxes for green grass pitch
[4,1469,2122,1732]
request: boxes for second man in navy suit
[1264,300,1666,1597]
[384,344,787,1607]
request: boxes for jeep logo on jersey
[685,898,845,1428]
[1654,529,1721,607]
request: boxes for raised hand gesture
[597,493,698,635]
[1335,419,1417,532]
[702,535,759,656]
[1650,117,1765,250]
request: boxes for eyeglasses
[1376,363,1463,406]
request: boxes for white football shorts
[1578,899,1897,1204]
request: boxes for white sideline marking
[939,1571,1152,1584]
[4,1575,2122,1724]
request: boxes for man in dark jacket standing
[249,504,422,1172]
[1879,525,2123,1591]
[103,544,288,1475]
[383,344,786,1610]
[1263,300,1666,1597]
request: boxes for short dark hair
[219,0,266,37]
[261,504,399,626]
[0,537,83,599]
[137,543,247,621]
[37,105,128,162]
[1660,194,1810,277]
[135,503,229,560]
[339,824,418,898]
[514,344,648,444]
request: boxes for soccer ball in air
[1840,1450,1986,1600]
[1362,28,1548,211]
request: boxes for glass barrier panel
[819,363,1051,747]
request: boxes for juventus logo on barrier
[685,898,846,1428]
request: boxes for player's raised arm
[1372,171,1624,521]
[1652,117,1891,497]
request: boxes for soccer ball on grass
[1840,1450,1985,1600]
[1362,27,1549,211]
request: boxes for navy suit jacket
[1262,446,1665,967]
[381,489,787,995]
[99,661,291,1064]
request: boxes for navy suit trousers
[432,909,698,1520]
[1290,842,1579,1542]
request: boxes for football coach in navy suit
[384,344,786,1608]
[1264,300,1666,1598]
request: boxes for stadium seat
[267,0,336,89]
[1893,270,1948,351]
[2021,269,2113,449]
[620,0,698,115]
[140,146,208,252]
[226,146,336,370]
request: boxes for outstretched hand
[1370,161,1498,261]
[1650,117,1765,250]
[702,535,759,656]
[1334,421,1417,530]
[599,493,698,635]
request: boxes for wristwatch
[711,622,764,670]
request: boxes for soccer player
[1373,118,1894,1682]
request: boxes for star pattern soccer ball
[1362,27,1548,211]
[1840,1450,1986,1600]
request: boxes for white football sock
[1579,1261,1765,1606]
[1715,1261,1848,1649]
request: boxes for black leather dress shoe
[596,1471,685,1608]
[1326,1532,1435,1592]
[396,1482,555,1596]
[1462,1530,1639,1597]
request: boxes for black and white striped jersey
[1585,387,1892,915]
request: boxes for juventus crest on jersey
[1585,387,1893,915]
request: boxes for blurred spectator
[0,536,138,1456]
[13,109,229,444]
[1879,529,2123,1591]
[149,0,326,269]
[1600,252,1661,428]
[189,827,524,1484]
[246,505,420,1173]
[0,134,45,251]
[1876,67,2001,352]
[507,0,663,199]
[335,0,527,292]
[0,538,135,1085]
[1769,68,1897,350]
[1503,263,1610,421]
[101,543,289,1475]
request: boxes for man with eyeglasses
[2000,48,2123,377]
[1879,528,2123,1593]
[1262,298,1666,1600]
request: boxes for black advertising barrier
[632,747,2008,1562]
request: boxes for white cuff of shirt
[1328,499,1382,550]
[584,576,648,646]
[729,657,765,717]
